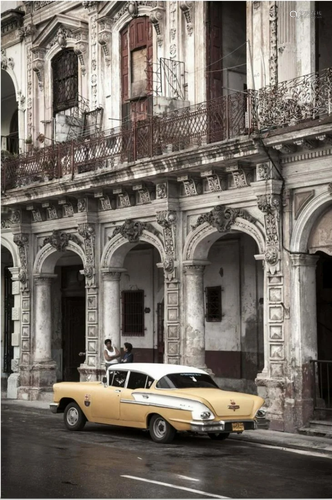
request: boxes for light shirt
[105,346,118,364]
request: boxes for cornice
[280,147,332,164]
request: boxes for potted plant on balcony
[25,135,33,152]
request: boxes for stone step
[299,419,332,438]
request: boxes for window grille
[52,49,78,114]
[121,290,145,336]
[205,286,222,322]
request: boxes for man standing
[104,339,121,367]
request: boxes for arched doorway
[309,207,332,407]
[204,232,264,393]
[1,245,14,389]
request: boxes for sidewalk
[2,396,332,457]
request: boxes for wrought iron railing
[2,68,332,191]
[311,359,332,411]
[1,91,248,190]
[250,67,332,131]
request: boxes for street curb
[2,399,332,456]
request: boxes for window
[205,286,222,322]
[122,290,144,336]
[127,371,148,390]
[52,49,78,114]
[109,370,128,388]
[156,373,219,389]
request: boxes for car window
[156,373,219,389]
[110,370,127,388]
[127,371,147,390]
[146,376,154,388]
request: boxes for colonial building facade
[1,0,331,433]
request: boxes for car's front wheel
[208,432,230,441]
[64,402,86,431]
[149,414,176,443]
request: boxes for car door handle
[142,395,149,399]
[114,389,121,393]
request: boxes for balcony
[2,68,332,193]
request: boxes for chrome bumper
[50,403,60,414]
[190,419,257,433]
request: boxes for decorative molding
[180,1,194,36]
[97,19,112,65]
[257,194,281,273]
[78,224,96,286]
[112,219,147,243]
[232,168,249,188]
[257,162,272,180]
[315,134,332,146]
[273,143,296,154]
[156,183,167,199]
[178,175,201,196]
[13,234,29,291]
[74,29,89,75]
[1,49,15,71]
[294,191,315,220]
[150,4,165,46]
[17,22,37,42]
[201,171,222,192]
[269,2,278,86]
[192,205,256,233]
[280,147,332,164]
[292,138,317,150]
[156,211,177,275]
[42,230,80,252]
[31,48,46,91]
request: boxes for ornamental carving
[97,19,112,65]
[78,224,96,287]
[232,169,249,188]
[31,48,46,91]
[74,30,89,75]
[269,2,278,86]
[257,195,280,214]
[192,205,255,233]
[43,230,72,252]
[257,163,271,180]
[112,219,147,243]
[206,175,222,192]
[156,183,167,198]
[13,234,29,290]
[150,4,165,46]
[156,211,177,274]
[257,194,281,273]
[1,49,14,71]
[180,1,194,36]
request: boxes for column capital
[290,253,320,267]
[101,268,126,281]
[183,260,210,275]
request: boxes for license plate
[232,422,244,431]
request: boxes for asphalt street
[1,404,332,499]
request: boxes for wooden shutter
[206,2,223,102]
[121,27,129,102]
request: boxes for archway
[183,216,265,391]
[34,243,86,381]
[101,227,165,363]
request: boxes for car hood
[166,388,263,418]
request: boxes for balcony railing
[2,91,248,190]
[1,68,332,192]
[251,67,332,131]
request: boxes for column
[183,263,207,369]
[101,268,126,350]
[289,253,319,428]
[31,274,57,400]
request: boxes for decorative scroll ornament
[150,4,165,46]
[57,26,67,48]
[128,1,139,17]
[192,205,255,232]
[257,194,281,273]
[269,2,278,86]
[78,224,96,287]
[257,163,271,180]
[31,48,46,91]
[74,30,89,75]
[112,219,147,243]
[17,23,36,42]
[156,183,167,199]
[43,230,78,252]
[13,234,29,290]
[180,1,194,36]
[156,211,177,274]
[1,49,14,71]
[97,19,112,65]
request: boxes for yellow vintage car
[50,363,265,444]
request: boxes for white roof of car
[107,363,208,381]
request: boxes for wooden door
[62,297,85,381]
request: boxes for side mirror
[102,376,107,385]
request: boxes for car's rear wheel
[64,402,86,431]
[149,414,176,443]
[208,432,230,441]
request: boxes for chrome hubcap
[153,418,166,438]
[67,407,79,426]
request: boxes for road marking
[121,475,230,498]
[178,474,200,482]
[254,443,332,459]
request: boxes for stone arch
[33,241,86,274]
[290,191,332,253]
[1,237,19,267]
[183,218,265,262]
[101,229,165,269]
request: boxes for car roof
[107,363,208,380]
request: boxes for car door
[120,371,154,424]
[91,370,128,422]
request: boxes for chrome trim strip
[120,399,191,411]
[50,403,59,414]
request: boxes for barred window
[205,286,222,322]
[122,290,144,336]
[52,49,78,114]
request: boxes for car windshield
[156,372,219,389]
